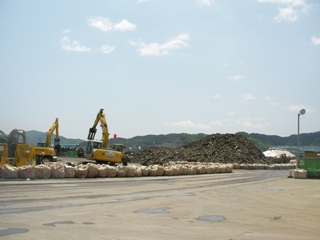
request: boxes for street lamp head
[299,109,306,115]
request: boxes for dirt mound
[130,133,267,166]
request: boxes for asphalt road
[0,169,319,240]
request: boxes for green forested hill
[237,131,320,151]
[109,133,208,151]
[24,130,320,152]
[26,130,84,146]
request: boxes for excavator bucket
[87,128,97,140]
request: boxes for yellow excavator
[6,129,35,167]
[85,109,129,165]
[0,130,8,166]
[0,143,8,166]
[34,118,61,164]
[7,129,27,158]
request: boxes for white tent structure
[263,148,296,158]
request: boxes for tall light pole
[297,108,306,163]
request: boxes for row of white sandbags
[0,162,298,179]
[0,162,233,179]
[233,163,296,170]
[162,161,296,170]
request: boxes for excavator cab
[86,140,103,158]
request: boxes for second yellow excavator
[34,118,61,164]
[85,109,129,165]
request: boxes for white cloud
[164,120,211,129]
[311,36,320,45]
[265,96,279,106]
[100,45,115,54]
[88,16,136,32]
[258,0,311,22]
[258,0,309,9]
[88,17,112,32]
[62,29,70,34]
[241,93,255,101]
[114,19,137,31]
[132,33,190,56]
[288,104,314,113]
[229,75,244,81]
[274,6,298,22]
[197,0,211,6]
[61,37,90,52]
[259,0,303,5]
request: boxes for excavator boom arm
[87,109,109,148]
[46,118,59,147]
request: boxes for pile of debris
[130,133,268,166]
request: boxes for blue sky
[0,0,319,140]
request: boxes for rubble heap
[130,133,268,166]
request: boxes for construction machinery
[5,129,35,167]
[85,109,129,165]
[34,118,61,164]
[0,131,8,166]
[0,130,7,143]
[7,129,27,158]
[0,143,8,166]
[13,144,36,167]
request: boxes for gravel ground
[0,170,318,240]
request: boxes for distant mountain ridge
[24,130,320,152]
[238,131,320,151]
[26,130,84,146]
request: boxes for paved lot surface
[0,169,319,240]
